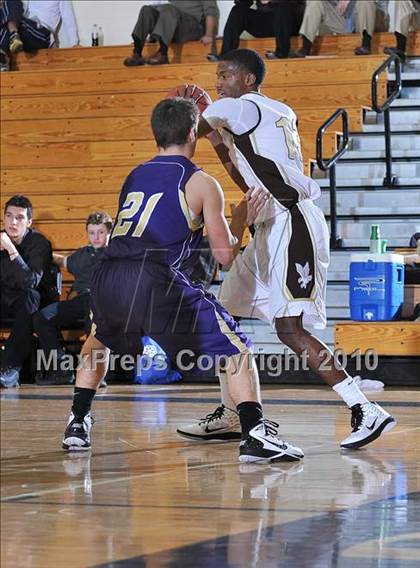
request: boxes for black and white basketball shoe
[239,420,304,463]
[176,405,242,441]
[62,412,93,451]
[340,402,396,449]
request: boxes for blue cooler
[349,253,404,321]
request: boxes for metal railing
[371,54,402,187]
[316,108,349,249]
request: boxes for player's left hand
[245,186,270,225]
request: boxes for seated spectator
[1,0,24,71]
[0,0,78,70]
[124,0,219,66]
[208,0,305,62]
[290,0,356,57]
[384,0,420,60]
[0,195,56,388]
[33,211,112,386]
[355,0,389,55]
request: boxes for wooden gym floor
[1,385,419,567]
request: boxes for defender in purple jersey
[62,97,304,463]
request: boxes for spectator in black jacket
[0,195,56,388]
[207,0,305,61]
[33,211,112,385]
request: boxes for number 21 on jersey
[112,191,163,238]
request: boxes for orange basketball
[166,84,212,114]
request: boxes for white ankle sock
[333,376,370,408]
[219,372,236,411]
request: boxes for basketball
[166,84,212,114]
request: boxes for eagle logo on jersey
[295,262,312,289]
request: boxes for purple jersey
[105,155,203,273]
[91,154,252,360]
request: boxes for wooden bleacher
[1,34,420,299]
[11,32,420,70]
[335,322,420,356]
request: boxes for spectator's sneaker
[123,53,146,66]
[265,50,288,60]
[0,49,10,72]
[288,49,307,58]
[355,46,371,56]
[207,53,219,62]
[383,46,406,62]
[239,420,304,463]
[9,31,23,53]
[36,369,75,386]
[354,375,384,392]
[176,404,242,441]
[0,366,20,388]
[62,412,93,451]
[340,402,396,450]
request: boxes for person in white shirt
[176,49,396,451]
[0,0,78,63]
[23,0,79,47]
[384,0,420,60]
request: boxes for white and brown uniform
[202,93,330,329]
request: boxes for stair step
[388,72,420,81]
[391,98,420,107]
[328,307,350,318]
[406,57,420,69]
[326,284,349,306]
[350,133,420,151]
[329,218,420,238]
[364,108,420,127]
[317,193,419,215]
[339,237,412,247]
[341,150,420,159]
[361,123,420,132]
[399,86,420,98]
[327,270,348,281]
[317,176,420,187]
[314,161,420,180]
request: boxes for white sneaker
[62,412,93,451]
[354,375,384,392]
[239,420,304,463]
[340,402,396,449]
[176,405,241,441]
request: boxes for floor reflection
[94,491,420,568]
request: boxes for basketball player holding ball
[176,49,396,451]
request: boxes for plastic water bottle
[369,224,381,254]
[91,24,99,47]
[98,26,104,46]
